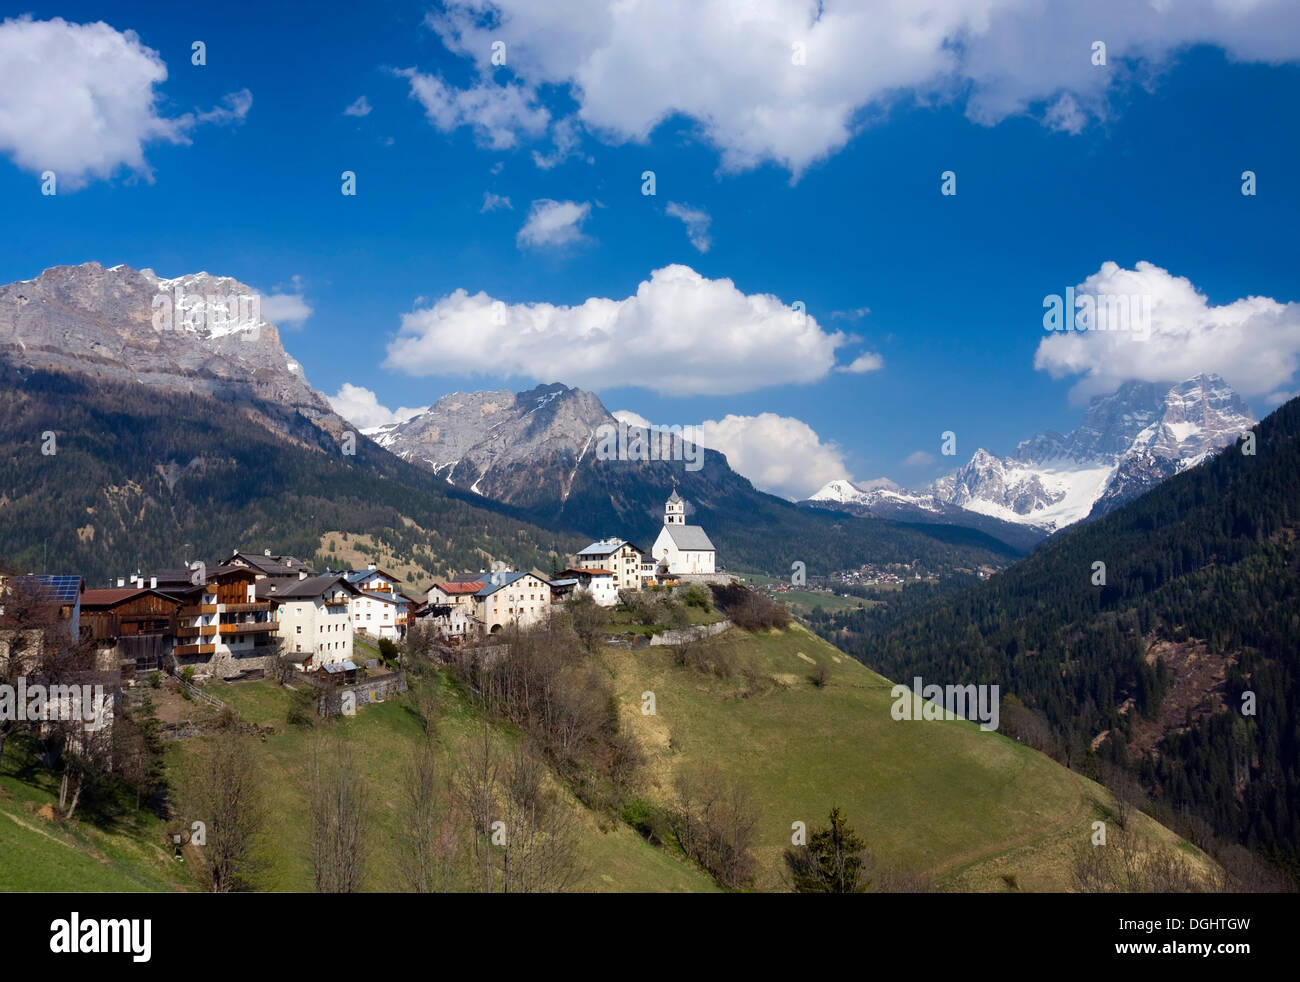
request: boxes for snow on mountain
[809,374,1256,535]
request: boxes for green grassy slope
[1,622,1210,892]
[0,740,193,892]
[607,622,1215,891]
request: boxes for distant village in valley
[0,492,729,702]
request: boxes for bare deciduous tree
[311,736,367,893]
[182,725,267,892]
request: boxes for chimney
[265,548,272,557]
[150,576,157,589]
[299,569,308,580]
[368,562,376,571]
[116,578,124,588]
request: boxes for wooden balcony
[223,601,275,613]
[323,597,350,607]
[219,622,277,635]
[180,604,218,617]
[177,625,219,639]
[174,643,216,657]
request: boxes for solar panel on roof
[37,575,82,602]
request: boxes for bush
[148,671,162,689]
[709,583,791,632]
[682,585,712,610]
[378,638,400,664]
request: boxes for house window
[296,625,301,634]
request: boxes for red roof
[81,588,160,607]
[435,581,486,594]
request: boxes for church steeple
[664,488,685,525]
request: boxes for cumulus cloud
[0,16,251,189]
[613,409,848,500]
[259,277,313,330]
[665,202,712,253]
[1033,260,1300,402]
[328,383,428,430]
[423,0,1300,176]
[481,191,513,212]
[344,95,372,117]
[837,352,884,374]
[395,68,548,149]
[383,264,851,396]
[516,198,591,248]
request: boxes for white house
[344,566,412,641]
[651,491,716,575]
[259,575,360,669]
[474,572,552,633]
[556,567,618,607]
[575,539,644,591]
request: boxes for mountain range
[0,262,1017,581]
[804,374,1256,542]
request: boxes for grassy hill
[1,614,1214,893]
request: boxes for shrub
[708,583,790,632]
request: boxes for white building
[575,539,644,591]
[474,572,553,634]
[556,567,618,607]
[651,491,716,575]
[259,575,360,669]
[344,566,412,641]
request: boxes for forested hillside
[811,396,1300,875]
[0,365,581,583]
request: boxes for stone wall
[650,619,733,646]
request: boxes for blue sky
[3,1,1299,498]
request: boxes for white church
[652,490,717,576]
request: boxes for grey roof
[475,571,549,597]
[666,490,683,504]
[660,524,715,551]
[257,575,359,601]
[576,539,628,557]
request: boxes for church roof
[660,524,715,551]
[666,490,683,504]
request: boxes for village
[0,492,726,702]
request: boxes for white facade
[562,569,618,607]
[476,573,553,633]
[652,493,716,575]
[576,540,642,591]
[272,584,357,668]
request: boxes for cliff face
[0,262,343,435]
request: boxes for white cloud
[424,0,1300,177]
[831,306,871,321]
[396,68,549,149]
[614,409,847,500]
[531,114,585,169]
[665,202,712,253]
[481,191,513,212]
[1033,260,1300,402]
[516,198,591,249]
[0,16,251,189]
[260,277,314,330]
[328,383,428,430]
[384,264,851,397]
[837,352,884,374]
[344,95,372,117]
[902,450,936,468]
